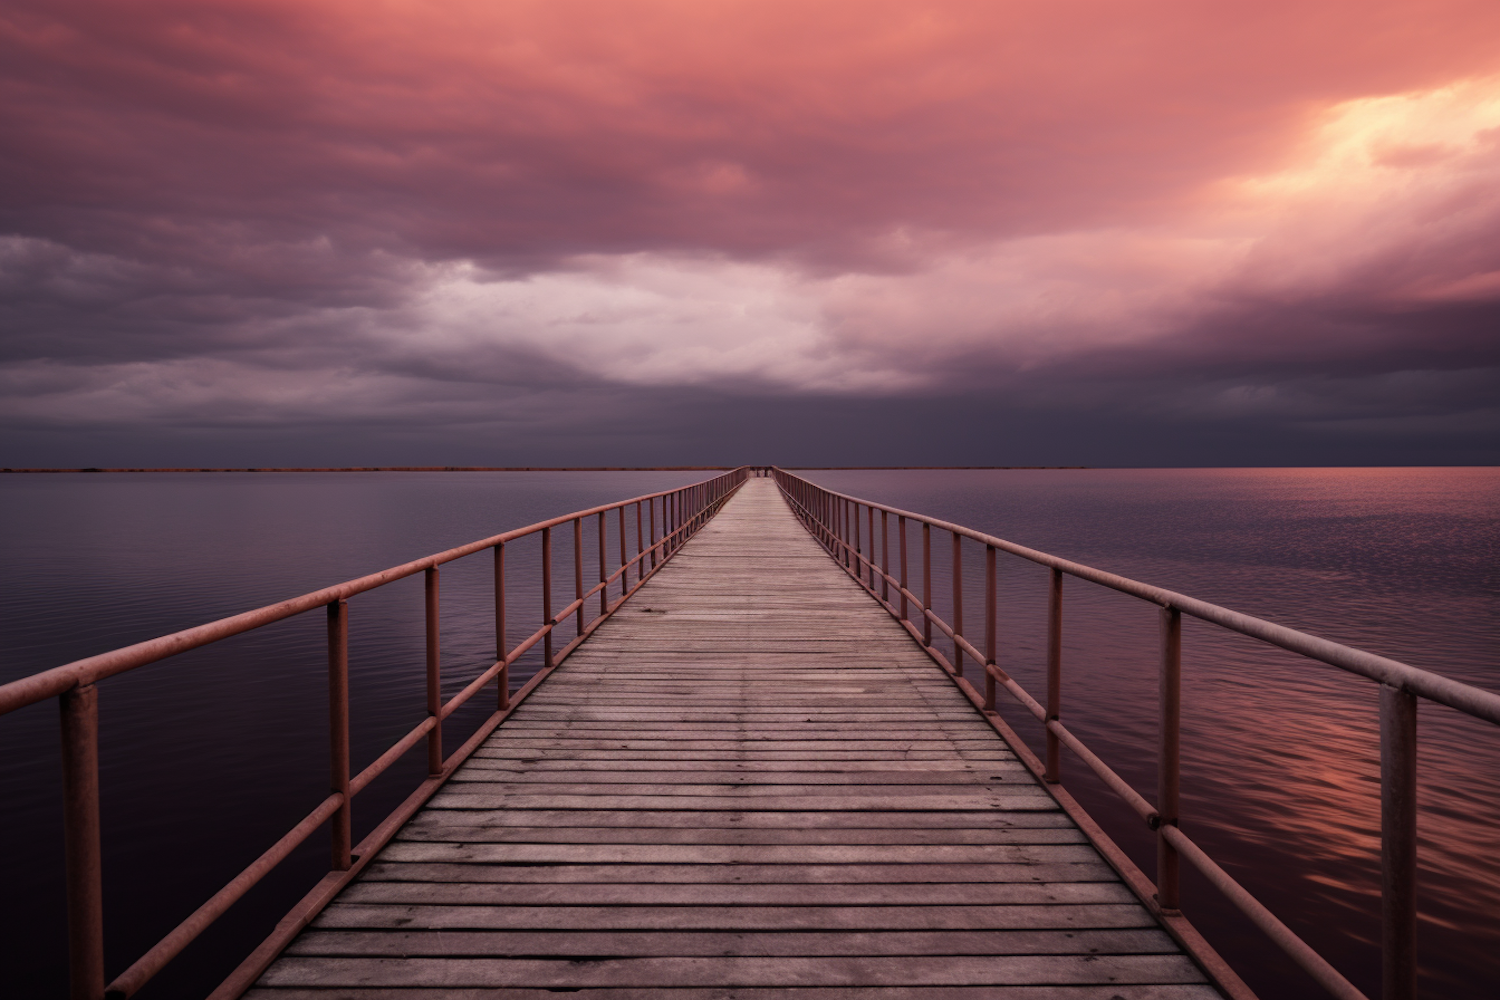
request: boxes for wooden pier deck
[249,478,1221,999]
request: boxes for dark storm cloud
[2,0,1499,464]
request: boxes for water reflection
[806,467,1500,999]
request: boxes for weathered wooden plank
[337,881,1139,907]
[445,770,1039,786]
[311,902,1158,931]
[374,843,1105,865]
[458,740,1014,751]
[285,928,1177,957]
[508,709,986,719]
[402,809,1074,829]
[258,953,1208,988]
[425,793,1058,812]
[247,987,1224,1000]
[459,758,1021,772]
[394,825,1088,846]
[469,749,1018,761]
[355,861,1117,884]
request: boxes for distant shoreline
[1,465,1090,473]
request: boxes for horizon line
[1,465,1093,473]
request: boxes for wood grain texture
[251,479,1218,996]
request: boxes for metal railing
[773,468,1500,1000]
[0,467,749,1000]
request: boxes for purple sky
[3,0,1499,466]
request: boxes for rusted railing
[1,467,749,1000]
[773,468,1500,1000]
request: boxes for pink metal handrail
[2,467,750,1000]
[773,467,1500,1000]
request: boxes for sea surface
[801,467,1500,1000]
[1,468,1496,998]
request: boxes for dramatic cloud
[2,0,1498,463]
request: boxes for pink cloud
[1,0,1498,457]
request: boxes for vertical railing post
[1381,683,1418,1000]
[846,500,858,563]
[60,683,105,1000]
[598,511,608,616]
[853,504,862,580]
[836,499,844,563]
[898,516,909,622]
[425,567,442,775]
[636,502,644,580]
[952,532,964,677]
[1157,604,1182,912]
[327,599,351,871]
[984,544,997,711]
[921,522,932,647]
[842,500,850,566]
[494,542,509,710]
[573,517,584,635]
[830,496,837,556]
[618,506,627,599]
[542,527,554,669]
[1046,569,1063,783]
[836,497,841,559]
[830,495,836,554]
[848,500,855,566]
[867,505,875,588]
[880,510,890,603]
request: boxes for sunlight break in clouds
[387,75,1500,396]
[401,257,917,393]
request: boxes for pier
[5,467,1498,1000]
[251,477,1214,996]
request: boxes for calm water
[2,468,1496,998]
[802,467,1500,1000]
[0,471,706,998]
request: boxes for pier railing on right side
[773,467,1500,1000]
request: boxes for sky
[3,0,1499,467]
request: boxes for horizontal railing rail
[3,467,751,1000]
[773,467,1500,1000]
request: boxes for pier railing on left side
[0,467,750,1000]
